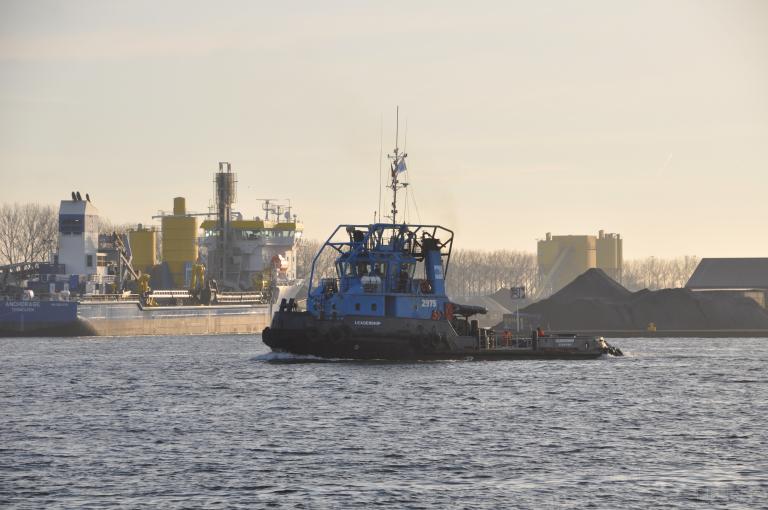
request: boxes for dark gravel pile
[522,268,768,330]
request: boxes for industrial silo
[596,230,623,283]
[537,233,597,296]
[128,225,157,274]
[161,197,198,288]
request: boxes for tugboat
[262,125,622,360]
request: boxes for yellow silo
[173,197,186,216]
[537,234,596,295]
[128,225,157,274]
[161,197,198,288]
[536,233,560,274]
[596,230,623,283]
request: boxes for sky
[1,0,766,258]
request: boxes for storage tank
[173,197,186,216]
[128,225,157,274]
[557,235,596,283]
[596,232,623,283]
[537,233,560,274]
[161,197,198,288]
[537,234,596,296]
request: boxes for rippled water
[2,336,767,509]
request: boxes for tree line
[296,238,700,297]
[296,241,539,296]
[622,256,700,291]
[0,202,138,266]
[0,203,58,266]
[445,249,538,297]
[0,201,701,295]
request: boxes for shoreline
[553,330,768,338]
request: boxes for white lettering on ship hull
[354,320,381,327]
[7,301,41,308]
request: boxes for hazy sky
[1,0,766,258]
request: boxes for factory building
[537,230,622,298]
[685,258,768,308]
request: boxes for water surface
[2,336,767,508]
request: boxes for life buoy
[431,310,441,320]
[444,302,454,321]
[420,280,432,294]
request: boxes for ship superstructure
[306,222,454,323]
[199,162,302,292]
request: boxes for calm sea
[1,336,767,509]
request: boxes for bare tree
[295,238,320,280]
[0,203,58,266]
[622,256,700,290]
[98,218,134,235]
[0,203,22,265]
[295,238,336,281]
[446,249,538,298]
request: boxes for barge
[1,162,302,337]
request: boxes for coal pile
[522,268,768,331]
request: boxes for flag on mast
[395,158,407,174]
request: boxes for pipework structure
[212,162,237,282]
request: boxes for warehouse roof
[686,258,768,289]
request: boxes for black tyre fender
[339,324,352,341]
[326,327,343,345]
[306,327,321,343]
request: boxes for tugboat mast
[387,107,408,225]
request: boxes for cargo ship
[0,163,303,337]
[262,124,623,360]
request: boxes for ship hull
[0,300,80,336]
[0,282,303,338]
[263,311,604,360]
[0,300,272,337]
[78,301,271,336]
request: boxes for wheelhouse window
[337,262,356,277]
[59,214,84,235]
